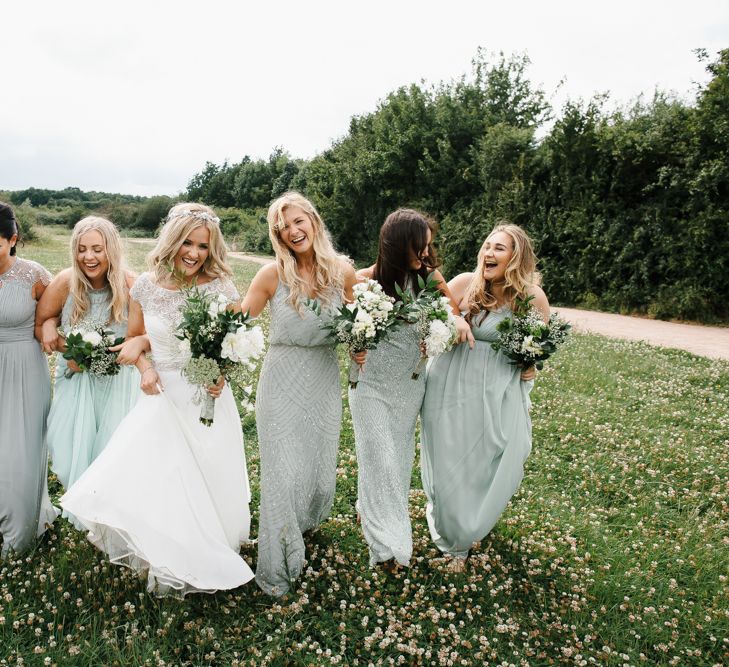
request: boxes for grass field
[1,229,728,666]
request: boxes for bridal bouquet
[177,287,265,426]
[62,323,124,379]
[400,273,458,380]
[490,295,571,370]
[307,279,400,388]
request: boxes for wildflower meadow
[1,231,727,666]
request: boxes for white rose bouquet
[490,295,571,370]
[307,279,401,388]
[61,322,125,379]
[396,272,458,380]
[176,286,264,426]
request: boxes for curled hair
[267,192,348,313]
[148,202,232,285]
[69,216,128,325]
[373,208,440,299]
[464,223,540,322]
[0,202,19,256]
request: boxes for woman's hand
[454,315,475,349]
[40,319,61,354]
[140,366,162,395]
[206,375,225,398]
[66,359,82,374]
[110,335,150,365]
[520,365,536,381]
[351,350,367,367]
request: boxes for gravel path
[555,307,729,361]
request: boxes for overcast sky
[2,0,727,196]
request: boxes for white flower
[520,335,543,356]
[220,325,265,363]
[81,331,103,347]
[178,338,191,356]
[424,319,455,357]
[355,309,373,325]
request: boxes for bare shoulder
[527,284,550,320]
[47,268,72,293]
[448,272,474,292]
[124,270,138,289]
[253,262,279,293]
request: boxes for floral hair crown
[167,209,220,225]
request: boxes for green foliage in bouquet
[491,295,571,370]
[62,327,124,379]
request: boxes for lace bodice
[130,272,240,371]
[0,258,52,343]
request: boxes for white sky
[2,0,727,196]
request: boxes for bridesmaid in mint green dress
[0,203,58,554]
[349,209,472,569]
[36,217,143,501]
[420,224,550,570]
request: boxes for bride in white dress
[62,203,253,597]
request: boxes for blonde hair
[267,192,347,312]
[69,216,128,326]
[147,202,232,284]
[464,223,540,321]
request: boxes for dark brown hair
[0,202,19,256]
[373,208,440,299]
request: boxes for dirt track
[555,307,729,361]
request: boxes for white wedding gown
[62,273,253,597]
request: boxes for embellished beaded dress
[420,307,533,558]
[348,317,425,567]
[255,280,342,596]
[47,285,139,501]
[0,258,58,554]
[62,273,253,597]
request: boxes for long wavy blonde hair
[267,192,347,312]
[147,203,232,284]
[69,216,128,325]
[464,223,540,322]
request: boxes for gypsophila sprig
[397,272,458,379]
[61,320,124,379]
[491,294,571,370]
[176,285,264,425]
[306,279,402,388]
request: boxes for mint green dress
[420,307,533,558]
[47,287,140,498]
[0,258,58,554]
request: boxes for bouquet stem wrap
[411,354,427,380]
[200,394,216,426]
[348,359,362,389]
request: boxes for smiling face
[277,206,315,255]
[76,230,109,288]
[174,225,210,278]
[480,230,514,282]
[407,227,432,270]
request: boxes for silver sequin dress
[0,258,58,554]
[348,322,425,566]
[255,281,342,596]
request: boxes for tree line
[4,49,727,321]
